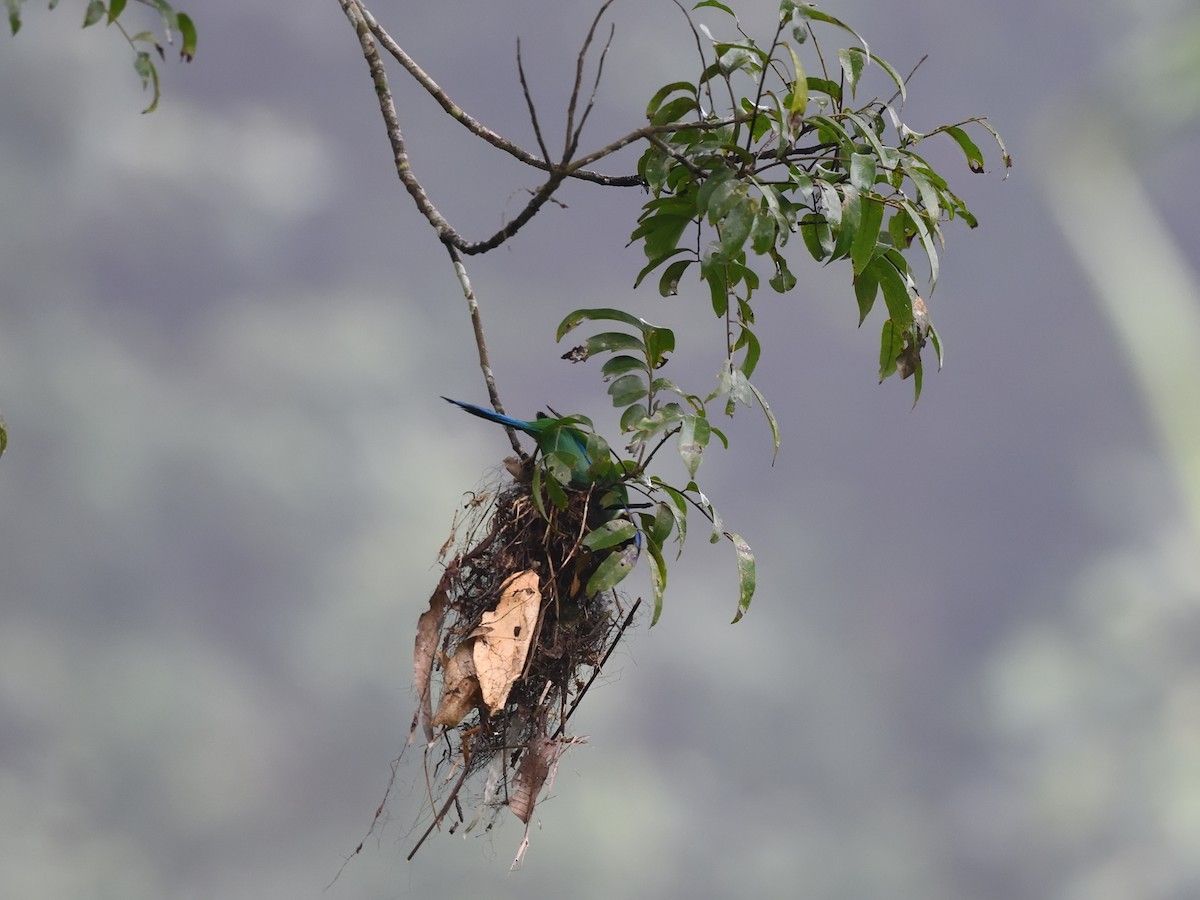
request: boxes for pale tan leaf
[472,570,541,714]
[431,643,480,729]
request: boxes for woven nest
[406,474,638,859]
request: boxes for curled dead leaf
[413,586,450,741]
[431,643,481,729]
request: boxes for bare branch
[357,2,635,186]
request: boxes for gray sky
[2,1,1199,898]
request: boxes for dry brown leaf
[413,586,450,741]
[472,570,541,714]
[431,643,481,729]
[509,736,571,824]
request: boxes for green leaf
[639,146,672,195]
[653,479,689,552]
[530,465,548,519]
[745,377,779,461]
[585,331,646,356]
[768,250,796,292]
[868,255,913,331]
[635,214,693,263]
[700,252,730,317]
[849,152,876,192]
[6,0,19,34]
[177,11,196,61]
[726,531,756,623]
[649,502,675,548]
[799,212,831,261]
[733,325,761,377]
[838,47,865,97]
[786,44,808,117]
[794,5,869,56]
[82,0,105,28]
[937,124,985,173]
[694,0,735,14]
[108,0,127,21]
[829,184,861,261]
[928,323,944,369]
[717,196,755,260]
[0,412,7,457]
[853,262,879,324]
[585,544,639,595]
[658,257,694,296]
[634,247,691,288]
[804,76,841,105]
[608,373,648,406]
[646,81,697,119]
[620,402,649,432]
[652,95,700,126]
[582,517,639,551]
[601,354,646,379]
[851,195,884,276]
[133,51,160,114]
[678,414,710,479]
[557,307,651,340]
[646,540,667,625]
[900,198,939,289]
[750,208,777,255]
[878,318,903,381]
[645,325,676,366]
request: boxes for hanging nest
[405,469,639,861]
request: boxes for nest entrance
[406,475,639,861]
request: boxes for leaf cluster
[7,0,196,113]
[556,307,755,625]
[633,0,1009,403]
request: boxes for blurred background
[3,0,1200,897]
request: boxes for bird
[441,397,594,487]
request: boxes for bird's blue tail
[442,396,532,433]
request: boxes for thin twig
[516,39,552,165]
[564,0,618,161]
[445,245,526,456]
[552,597,642,738]
[359,2,636,186]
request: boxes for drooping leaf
[646,539,668,625]
[726,531,756,623]
[82,0,105,28]
[878,318,903,381]
[678,414,711,479]
[658,257,694,296]
[786,44,808,117]
[838,47,865,96]
[585,543,639,595]
[717,195,756,259]
[853,261,879,324]
[176,11,196,61]
[868,255,914,331]
[851,195,884,276]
